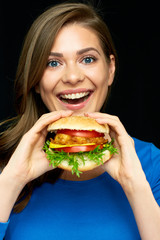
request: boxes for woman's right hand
[2,110,73,186]
[0,110,71,222]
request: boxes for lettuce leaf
[43,139,118,177]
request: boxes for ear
[108,54,116,86]
[35,83,40,94]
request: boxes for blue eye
[47,60,60,67]
[82,57,95,64]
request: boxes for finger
[30,110,73,134]
[85,112,117,120]
[86,112,132,152]
[86,112,127,137]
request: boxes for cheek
[39,79,50,91]
[89,67,109,87]
[38,72,57,93]
[93,60,109,82]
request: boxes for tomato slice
[57,129,104,138]
[54,144,103,153]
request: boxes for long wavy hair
[0,2,118,212]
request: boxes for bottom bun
[57,150,112,172]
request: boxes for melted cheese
[49,142,96,148]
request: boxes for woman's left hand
[85,113,160,240]
[85,112,146,191]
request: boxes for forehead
[50,24,103,53]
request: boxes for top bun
[47,116,109,133]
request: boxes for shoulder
[133,137,160,160]
[133,137,160,188]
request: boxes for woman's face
[36,24,115,115]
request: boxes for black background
[1,0,160,148]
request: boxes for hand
[85,112,146,190]
[3,110,73,186]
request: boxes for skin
[0,24,160,239]
[35,24,115,114]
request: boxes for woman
[0,2,160,239]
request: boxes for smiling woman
[0,0,118,222]
[0,2,160,240]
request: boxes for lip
[57,88,93,110]
[58,88,91,95]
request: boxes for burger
[43,116,117,177]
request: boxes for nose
[62,64,84,85]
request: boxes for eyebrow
[49,47,101,57]
[76,47,101,56]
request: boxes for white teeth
[60,92,89,99]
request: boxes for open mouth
[58,91,92,105]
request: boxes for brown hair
[0,2,118,212]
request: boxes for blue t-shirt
[1,138,160,240]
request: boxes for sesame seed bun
[47,116,109,133]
